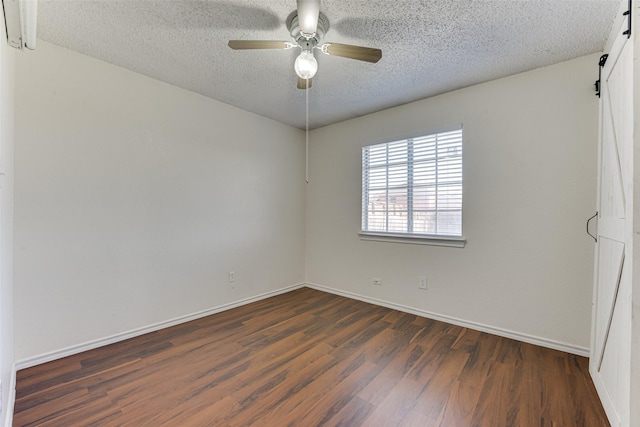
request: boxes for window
[361,127,463,244]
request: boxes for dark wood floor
[14,287,609,426]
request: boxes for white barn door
[590,4,634,427]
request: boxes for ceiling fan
[228,0,382,89]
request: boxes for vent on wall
[2,0,37,50]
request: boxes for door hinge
[623,0,632,38]
[594,54,608,97]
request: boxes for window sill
[358,232,466,248]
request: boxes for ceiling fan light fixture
[294,51,318,79]
[228,5,381,88]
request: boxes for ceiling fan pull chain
[305,78,310,184]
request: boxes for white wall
[306,54,599,353]
[13,41,600,364]
[14,41,306,362]
[0,11,15,426]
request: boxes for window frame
[359,126,466,248]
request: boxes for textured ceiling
[36,0,620,129]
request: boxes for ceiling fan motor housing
[286,11,330,47]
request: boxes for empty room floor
[13,287,609,426]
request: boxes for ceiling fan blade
[321,43,382,63]
[296,0,320,36]
[228,40,293,50]
[297,77,312,89]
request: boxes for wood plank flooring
[14,287,609,426]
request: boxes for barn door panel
[591,13,633,427]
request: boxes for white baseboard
[15,280,589,372]
[305,282,590,357]
[3,365,15,427]
[15,283,306,370]
[7,281,591,425]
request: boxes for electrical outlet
[418,276,428,290]
[229,271,236,283]
[373,278,382,286]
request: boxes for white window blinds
[362,128,463,237]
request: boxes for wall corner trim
[3,365,16,427]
